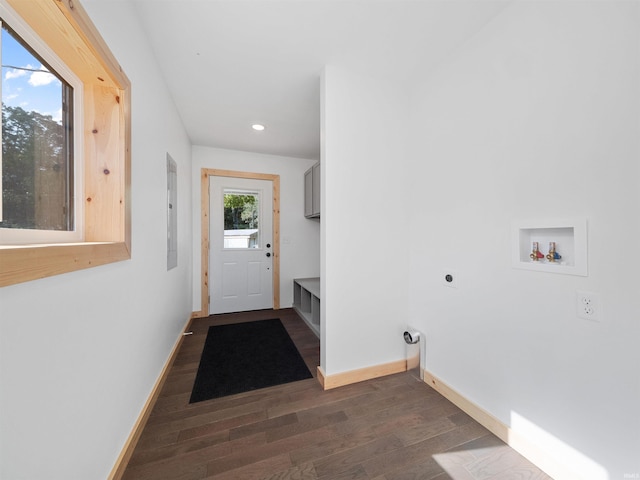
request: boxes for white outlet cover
[443,269,458,288]
[576,290,600,321]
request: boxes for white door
[209,176,273,314]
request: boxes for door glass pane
[223,189,259,249]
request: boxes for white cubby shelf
[511,218,587,276]
[292,277,320,337]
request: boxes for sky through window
[2,24,63,123]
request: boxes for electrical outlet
[576,291,599,321]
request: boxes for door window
[223,189,260,249]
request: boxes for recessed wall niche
[512,218,587,276]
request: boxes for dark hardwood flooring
[122,308,552,480]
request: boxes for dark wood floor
[122,308,552,480]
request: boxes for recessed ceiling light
[252,124,265,131]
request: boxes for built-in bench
[292,277,320,337]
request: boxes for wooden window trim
[0,0,131,287]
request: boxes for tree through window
[224,191,258,230]
[223,190,260,249]
[0,21,74,232]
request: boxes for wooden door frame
[197,168,280,317]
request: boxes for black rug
[189,318,313,403]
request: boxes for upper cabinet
[304,163,320,218]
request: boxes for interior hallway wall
[406,1,639,478]
[0,2,193,479]
[321,66,411,374]
[191,146,320,313]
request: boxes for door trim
[197,168,280,317]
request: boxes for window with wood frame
[0,18,79,242]
[0,0,131,287]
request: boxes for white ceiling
[131,0,512,161]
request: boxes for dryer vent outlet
[404,330,420,344]
[404,327,424,381]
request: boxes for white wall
[0,2,193,479]
[321,66,410,374]
[320,1,638,477]
[191,146,319,312]
[406,1,639,479]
